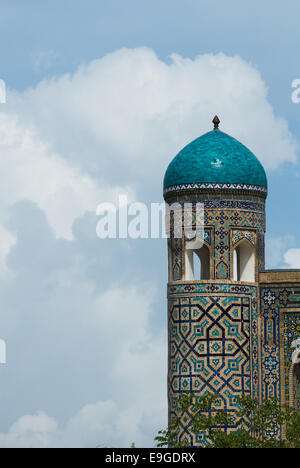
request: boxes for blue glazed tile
[164,130,267,190]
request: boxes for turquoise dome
[164,129,267,196]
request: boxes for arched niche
[185,239,210,281]
[233,239,255,283]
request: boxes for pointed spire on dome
[212,115,220,130]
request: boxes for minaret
[163,117,268,446]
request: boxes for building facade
[163,117,300,446]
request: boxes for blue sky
[0,0,300,447]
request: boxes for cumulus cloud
[0,201,166,448]
[284,249,300,268]
[0,225,15,277]
[0,47,298,448]
[0,112,134,240]
[265,235,300,270]
[265,234,296,269]
[0,398,166,448]
[0,411,59,448]
[6,47,298,196]
[1,47,298,250]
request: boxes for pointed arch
[232,238,255,282]
[185,240,211,281]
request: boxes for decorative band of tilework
[164,182,268,196]
[232,230,256,246]
[168,282,257,296]
[167,200,265,213]
[203,200,265,212]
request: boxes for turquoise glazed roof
[163,129,267,196]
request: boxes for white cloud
[0,258,167,448]
[0,225,16,277]
[0,79,6,104]
[0,47,297,258]
[6,47,298,191]
[265,234,296,269]
[0,397,166,448]
[284,248,300,268]
[0,411,58,448]
[0,47,298,448]
[265,235,300,270]
[0,112,134,240]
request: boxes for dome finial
[213,115,220,130]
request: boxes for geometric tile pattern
[283,311,300,406]
[164,182,268,197]
[170,237,183,281]
[168,283,258,447]
[170,200,265,280]
[167,192,300,446]
[260,286,300,438]
[203,200,265,212]
[232,229,256,246]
